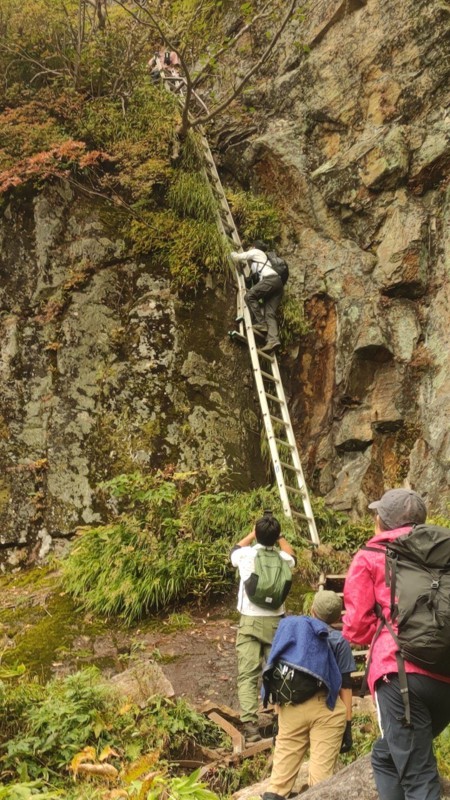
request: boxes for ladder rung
[257,348,276,361]
[290,509,310,522]
[285,485,307,497]
[260,370,279,382]
[269,414,289,426]
[219,212,234,227]
[265,392,284,404]
[221,222,235,234]
[274,436,294,448]
[279,460,301,473]
[229,330,246,344]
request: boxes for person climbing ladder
[231,240,284,353]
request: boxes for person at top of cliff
[230,240,283,354]
[148,48,182,86]
[343,488,450,800]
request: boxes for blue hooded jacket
[262,615,342,710]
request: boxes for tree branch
[190,0,298,130]
[191,0,272,88]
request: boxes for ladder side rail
[196,134,247,324]
[269,359,319,544]
[242,308,293,520]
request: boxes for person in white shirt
[231,514,296,742]
[230,240,283,353]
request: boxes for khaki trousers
[268,692,347,794]
[236,614,282,723]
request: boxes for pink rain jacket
[343,525,450,695]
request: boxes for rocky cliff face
[0,185,264,564]
[220,0,450,516]
[1,0,449,562]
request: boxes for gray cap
[312,590,342,624]
[368,488,427,530]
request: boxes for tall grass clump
[278,290,310,346]
[63,470,377,622]
[63,474,295,622]
[167,172,216,222]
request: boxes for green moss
[0,569,111,678]
[226,189,280,243]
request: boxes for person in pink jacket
[343,488,450,800]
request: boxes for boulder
[110,660,174,707]
[294,756,450,800]
[235,756,450,800]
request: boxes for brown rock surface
[222,0,450,515]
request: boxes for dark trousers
[372,673,450,800]
[244,274,283,344]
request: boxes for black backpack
[266,251,289,285]
[263,661,322,706]
[362,524,450,723]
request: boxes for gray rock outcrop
[0,183,265,562]
[220,0,450,515]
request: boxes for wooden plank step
[207,711,244,755]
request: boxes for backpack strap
[255,255,270,277]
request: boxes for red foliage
[0,141,109,193]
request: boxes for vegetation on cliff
[0,0,296,290]
[61,469,371,622]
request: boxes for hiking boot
[253,324,268,339]
[261,339,280,353]
[243,722,262,743]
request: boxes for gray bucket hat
[312,590,342,625]
[369,488,427,530]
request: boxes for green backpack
[244,547,293,610]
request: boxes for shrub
[1,668,226,784]
[63,471,377,621]
[3,668,123,778]
[63,475,300,621]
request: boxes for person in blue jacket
[262,591,355,798]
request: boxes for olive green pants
[236,614,282,723]
[268,692,347,794]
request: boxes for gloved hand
[340,720,353,753]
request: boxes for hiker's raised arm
[235,528,256,548]
[278,535,295,558]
